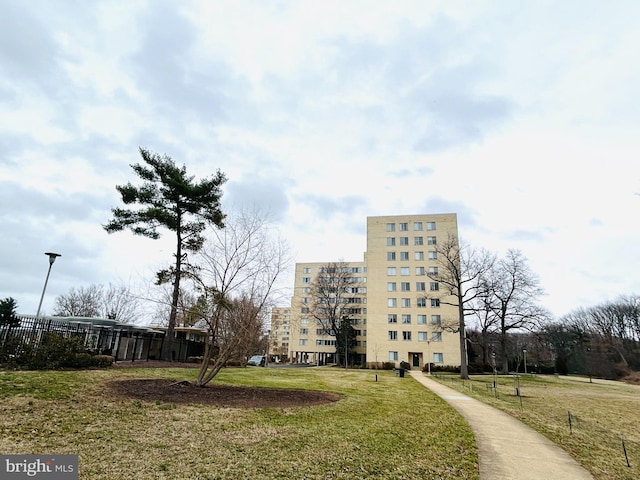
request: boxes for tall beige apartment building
[269,307,291,360]
[286,213,460,370]
[288,262,368,365]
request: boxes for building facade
[269,307,291,360]
[288,262,368,365]
[286,213,460,370]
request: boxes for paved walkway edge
[408,371,594,480]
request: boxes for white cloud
[1,0,639,318]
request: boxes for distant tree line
[466,294,640,379]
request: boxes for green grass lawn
[432,373,640,480]
[0,367,478,479]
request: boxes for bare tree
[307,261,364,367]
[54,285,103,317]
[152,285,203,328]
[470,292,500,364]
[426,235,496,379]
[188,208,291,387]
[485,249,549,373]
[53,283,140,323]
[101,283,141,323]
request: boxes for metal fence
[1,315,205,363]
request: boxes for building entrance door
[412,353,421,368]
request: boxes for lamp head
[45,252,62,265]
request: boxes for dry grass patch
[434,373,640,480]
[0,367,478,479]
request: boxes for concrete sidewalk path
[408,371,594,480]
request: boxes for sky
[1,0,639,321]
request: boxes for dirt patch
[113,360,200,369]
[107,377,342,409]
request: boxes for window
[416,282,426,291]
[415,266,426,276]
[387,282,397,292]
[431,332,442,342]
[401,298,411,307]
[389,351,398,361]
[386,223,395,232]
[388,331,398,341]
[414,236,423,245]
[401,282,410,291]
[433,353,444,363]
[387,252,396,261]
[388,298,397,307]
[388,314,397,324]
[303,287,310,293]
[427,236,437,245]
[427,222,436,230]
[300,328,308,335]
[386,237,396,246]
[301,297,309,303]
[415,251,424,261]
[428,266,438,276]
[417,314,427,324]
[400,267,410,276]
[430,282,439,291]
[399,222,408,231]
[302,277,311,283]
[402,314,411,324]
[303,267,311,273]
[428,251,437,260]
[402,331,412,341]
[431,299,440,307]
[413,222,423,231]
[418,331,428,341]
[431,315,441,326]
[387,267,396,276]
[301,307,309,313]
[400,252,409,261]
[399,237,409,246]
[417,298,427,308]
[301,318,309,324]
[299,339,308,346]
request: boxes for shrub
[30,333,84,370]
[431,364,460,373]
[0,338,35,369]
[74,353,95,369]
[468,362,494,374]
[92,355,114,368]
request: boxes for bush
[468,362,494,374]
[0,337,35,369]
[0,333,114,370]
[430,364,461,373]
[91,355,114,368]
[30,333,84,370]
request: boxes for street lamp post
[491,352,497,390]
[35,252,61,319]
[523,349,528,375]
[427,339,431,375]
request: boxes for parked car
[247,355,266,367]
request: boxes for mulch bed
[108,361,342,408]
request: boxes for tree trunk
[161,223,182,361]
[500,325,509,373]
[458,300,469,379]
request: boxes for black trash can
[399,368,405,378]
